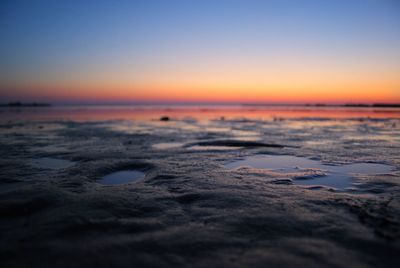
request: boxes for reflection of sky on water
[98,170,145,185]
[226,155,394,190]
[152,142,185,150]
[1,105,400,122]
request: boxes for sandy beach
[1,106,399,267]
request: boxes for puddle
[226,155,394,190]
[152,142,184,150]
[98,170,145,185]
[295,173,355,189]
[188,145,242,151]
[31,157,75,170]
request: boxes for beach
[1,105,399,267]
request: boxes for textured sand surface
[1,117,399,267]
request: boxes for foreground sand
[1,117,399,267]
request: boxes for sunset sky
[0,0,399,104]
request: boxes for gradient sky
[0,0,399,103]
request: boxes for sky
[0,0,399,104]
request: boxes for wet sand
[1,113,400,267]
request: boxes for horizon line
[2,100,400,108]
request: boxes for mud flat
[1,116,400,267]
[98,170,146,185]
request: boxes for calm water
[226,155,394,190]
[98,170,146,185]
[1,104,400,121]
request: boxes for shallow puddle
[226,155,394,190]
[31,157,75,169]
[98,170,145,185]
[188,145,242,151]
[152,142,184,150]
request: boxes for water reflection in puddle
[188,145,242,151]
[32,157,74,169]
[226,155,394,190]
[152,142,184,150]
[98,170,145,185]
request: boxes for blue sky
[0,0,399,103]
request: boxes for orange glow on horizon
[1,0,400,105]
[2,45,399,104]
[2,58,399,103]
[2,79,399,104]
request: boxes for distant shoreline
[242,103,400,108]
[1,101,400,108]
[0,102,51,107]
